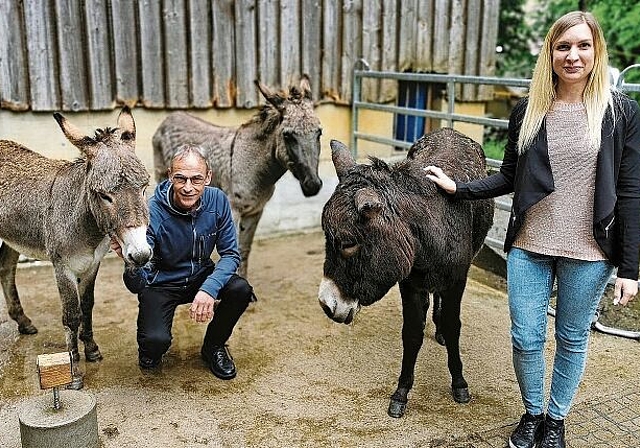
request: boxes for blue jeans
[506,248,613,420]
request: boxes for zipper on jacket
[604,216,615,238]
[198,235,205,265]
[189,217,197,281]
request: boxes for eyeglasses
[171,174,207,186]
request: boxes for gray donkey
[152,76,323,277]
[0,107,152,389]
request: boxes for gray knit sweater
[513,101,606,260]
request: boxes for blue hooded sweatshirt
[123,180,240,299]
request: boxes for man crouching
[111,144,255,379]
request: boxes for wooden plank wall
[0,0,500,112]
[85,0,114,109]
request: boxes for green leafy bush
[483,139,506,162]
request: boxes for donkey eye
[340,240,359,258]
[98,192,113,204]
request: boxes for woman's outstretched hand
[613,277,638,306]
[423,166,457,194]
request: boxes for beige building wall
[0,101,485,172]
[443,102,486,145]
[0,105,353,175]
[0,102,486,238]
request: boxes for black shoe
[139,355,161,370]
[202,345,236,380]
[540,417,565,448]
[509,413,544,448]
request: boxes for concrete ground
[0,231,639,448]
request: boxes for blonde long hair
[518,11,612,153]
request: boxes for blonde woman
[425,11,640,448]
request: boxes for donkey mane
[93,127,118,142]
[368,156,391,172]
[288,85,311,102]
[341,156,438,200]
[344,157,392,184]
[251,86,314,139]
[253,105,282,139]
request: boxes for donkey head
[255,76,323,197]
[53,107,152,266]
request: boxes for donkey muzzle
[301,177,322,197]
[120,226,152,267]
[318,277,360,324]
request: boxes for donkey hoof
[434,332,445,346]
[67,375,84,390]
[18,324,38,335]
[85,350,103,362]
[388,399,407,418]
[452,386,471,404]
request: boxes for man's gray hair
[170,144,209,171]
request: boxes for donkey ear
[117,106,137,146]
[53,112,96,152]
[300,74,313,100]
[330,139,356,181]
[255,79,285,110]
[355,188,382,221]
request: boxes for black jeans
[137,272,254,361]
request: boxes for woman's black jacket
[454,92,640,280]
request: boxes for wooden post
[19,352,98,447]
[36,352,73,390]
[36,352,72,409]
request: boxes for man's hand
[190,290,218,323]
[614,277,638,306]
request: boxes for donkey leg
[432,292,445,346]
[78,267,102,362]
[236,211,263,278]
[52,264,84,389]
[388,276,429,418]
[0,244,38,334]
[439,281,470,404]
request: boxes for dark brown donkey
[319,128,493,417]
[0,107,151,389]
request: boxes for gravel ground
[0,232,638,447]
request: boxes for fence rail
[351,60,531,164]
[352,61,640,165]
